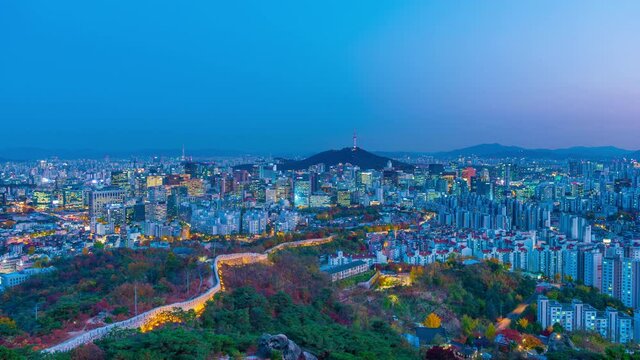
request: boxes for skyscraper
[620,258,640,309]
[110,170,131,194]
[89,188,126,221]
[602,256,622,299]
[581,249,603,291]
[293,176,310,208]
[89,188,126,232]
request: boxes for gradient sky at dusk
[1,1,639,154]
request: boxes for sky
[1,1,640,154]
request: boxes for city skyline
[2,1,640,153]
[3,1,640,358]
[1,140,640,161]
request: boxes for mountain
[433,144,530,158]
[431,143,634,160]
[238,147,413,171]
[628,150,640,159]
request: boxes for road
[42,236,334,353]
[496,294,537,331]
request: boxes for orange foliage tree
[520,334,543,350]
[423,313,442,328]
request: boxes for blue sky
[1,1,639,154]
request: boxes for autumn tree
[384,294,400,309]
[425,346,457,360]
[0,316,19,336]
[517,317,529,330]
[520,334,543,350]
[409,266,425,284]
[485,323,497,341]
[423,313,442,328]
[71,343,105,360]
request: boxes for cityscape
[2,141,640,359]
[2,1,640,360]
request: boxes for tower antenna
[353,129,357,150]
[181,144,186,162]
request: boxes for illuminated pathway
[42,236,333,353]
[496,295,537,332]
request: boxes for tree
[72,343,105,360]
[461,315,478,337]
[409,266,424,284]
[425,346,457,360]
[485,323,496,341]
[552,322,564,333]
[500,329,522,343]
[423,313,442,328]
[0,346,24,360]
[517,317,529,330]
[0,316,19,336]
[270,349,284,360]
[520,334,543,350]
[604,345,629,360]
[384,294,400,309]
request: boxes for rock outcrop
[257,334,317,360]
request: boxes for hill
[432,143,633,160]
[237,147,413,171]
[0,248,210,349]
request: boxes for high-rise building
[275,178,292,203]
[563,248,579,281]
[89,188,126,233]
[184,178,205,197]
[89,188,126,221]
[337,190,351,207]
[602,256,622,299]
[62,186,84,210]
[241,210,268,235]
[538,296,550,329]
[309,193,331,208]
[359,172,373,189]
[293,177,310,208]
[620,258,640,309]
[111,171,131,193]
[538,296,632,344]
[32,190,52,210]
[146,175,164,188]
[581,249,603,291]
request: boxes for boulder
[257,333,317,360]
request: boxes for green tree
[461,315,478,337]
[485,323,496,341]
[0,316,19,336]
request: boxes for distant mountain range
[378,143,638,160]
[2,143,639,162]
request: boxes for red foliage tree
[499,328,522,343]
[425,346,458,360]
[72,343,105,360]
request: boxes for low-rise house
[0,267,55,290]
[415,326,447,346]
[324,260,369,282]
